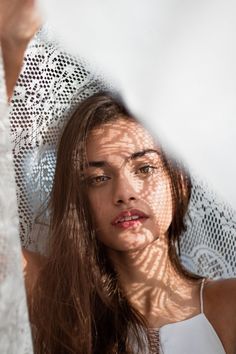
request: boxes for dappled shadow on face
[84,117,200,329]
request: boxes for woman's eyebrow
[85,149,159,168]
[130,149,159,160]
[86,161,106,168]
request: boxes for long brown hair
[32,92,197,354]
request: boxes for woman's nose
[113,174,139,206]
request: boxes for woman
[27,92,235,354]
[1,2,236,353]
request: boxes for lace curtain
[0,26,236,353]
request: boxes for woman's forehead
[86,118,157,160]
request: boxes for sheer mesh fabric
[0,48,33,353]
[10,28,236,277]
[181,177,236,278]
[9,27,236,274]
[9,27,108,253]
[1,26,236,354]
[0,27,107,353]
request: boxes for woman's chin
[105,230,157,253]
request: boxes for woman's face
[84,117,173,252]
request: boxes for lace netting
[181,177,236,278]
[9,27,108,252]
[1,25,236,354]
[9,26,236,273]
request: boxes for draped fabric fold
[0,46,33,354]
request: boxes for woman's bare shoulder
[22,248,46,298]
[206,277,236,299]
[205,278,236,347]
[206,278,236,309]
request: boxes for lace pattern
[0,47,33,353]
[0,24,236,354]
[181,177,236,278]
[9,28,108,252]
[148,329,160,354]
[9,28,236,281]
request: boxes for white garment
[130,281,226,354]
[158,280,225,354]
[159,313,225,354]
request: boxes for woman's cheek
[87,193,101,227]
[147,181,173,230]
[90,197,106,229]
[88,189,101,209]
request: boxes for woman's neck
[107,236,199,327]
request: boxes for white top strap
[200,278,206,313]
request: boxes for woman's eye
[87,175,110,186]
[136,165,157,175]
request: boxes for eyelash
[86,164,158,186]
[87,175,111,186]
[136,164,158,176]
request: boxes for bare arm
[205,278,236,353]
[0,0,42,101]
[22,248,45,301]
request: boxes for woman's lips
[113,218,147,229]
[111,209,149,229]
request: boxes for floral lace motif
[9,27,108,252]
[181,177,236,278]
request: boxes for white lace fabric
[0,26,236,354]
[9,27,108,253]
[181,178,236,278]
[0,47,33,353]
[0,27,107,353]
[9,27,236,276]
